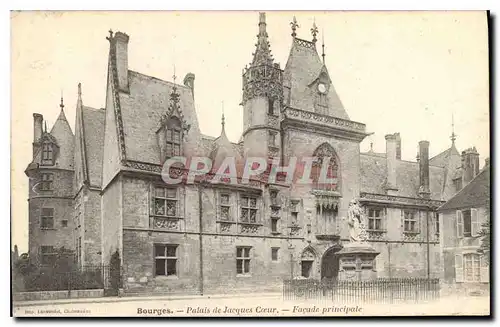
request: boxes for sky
[11,11,489,253]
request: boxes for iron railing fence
[283,278,440,304]
[19,265,121,292]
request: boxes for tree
[478,199,490,264]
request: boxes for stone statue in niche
[346,199,368,243]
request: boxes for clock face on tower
[318,83,327,94]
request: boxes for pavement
[12,293,490,317]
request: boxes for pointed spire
[321,28,325,64]
[311,19,318,43]
[77,83,83,106]
[221,101,226,135]
[44,121,48,133]
[60,90,64,111]
[290,16,299,38]
[251,12,273,66]
[450,112,457,144]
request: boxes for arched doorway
[321,246,341,280]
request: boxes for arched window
[301,247,316,278]
[165,117,182,158]
[41,142,54,166]
[311,143,339,192]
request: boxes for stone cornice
[282,106,369,142]
[359,192,445,209]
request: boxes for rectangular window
[403,210,418,233]
[154,187,178,217]
[435,213,440,237]
[462,209,472,237]
[268,99,275,115]
[40,173,54,191]
[271,248,279,261]
[166,129,181,157]
[240,196,258,223]
[61,220,68,227]
[290,200,299,224]
[76,236,81,263]
[40,246,56,266]
[271,218,279,233]
[301,261,313,278]
[464,253,480,282]
[367,207,383,231]
[219,193,231,221]
[40,208,54,229]
[41,143,54,165]
[154,244,178,276]
[236,246,251,275]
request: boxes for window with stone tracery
[311,143,339,192]
[154,187,178,217]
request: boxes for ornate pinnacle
[290,16,299,38]
[106,29,113,41]
[311,21,318,43]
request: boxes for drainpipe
[387,243,391,279]
[426,210,430,280]
[198,183,204,295]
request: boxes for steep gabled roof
[283,37,349,120]
[118,70,203,165]
[439,165,490,211]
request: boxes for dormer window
[41,142,54,166]
[165,117,182,158]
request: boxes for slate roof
[360,152,446,200]
[48,109,74,170]
[81,107,105,187]
[119,70,203,165]
[438,165,490,211]
[283,37,349,120]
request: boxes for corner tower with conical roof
[25,95,75,266]
[242,12,283,160]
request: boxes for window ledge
[150,215,184,220]
[40,228,56,231]
[216,220,237,224]
[367,229,387,233]
[236,274,252,278]
[271,232,281,235]
[239,222,263,226]
[155,275,179,280]
[403,231,420,235]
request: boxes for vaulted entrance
[321,246,341,280]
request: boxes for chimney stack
[33,113,44,157]
[395,133,401,160]
[418,140,431,198]
[461,147,480,185]
[183,73,195,96]
[385,133,399,195]
[113,32,130,93]
[33,113,43,143]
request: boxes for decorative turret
[241,12,283,159]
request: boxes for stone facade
[25,12,487,295]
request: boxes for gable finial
[311,19,318,43]
[173,64,177,85]
[59,90,65,111]
[451,112,457,144]
[221,101,225,130]
[44,121,48,133]
[321,28,325,64]
[290,16,299,38]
